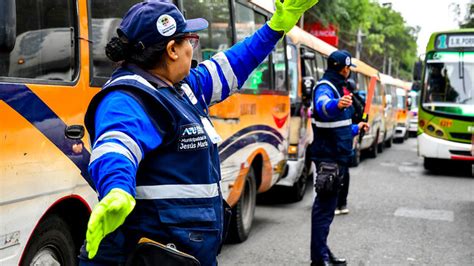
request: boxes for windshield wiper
[459,51,466,95]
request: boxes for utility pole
[299,13,304,29]
[388,57,392,76]
[356,27,363,59]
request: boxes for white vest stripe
[201,60,223,105]
[136,183,219,200]
[322,99,331,117]
[312,118,352,128]
[106,75,157,91]
[213,52,238,93]
[316,80,341,98]
[90,142,137,167]
[94,131,143,163]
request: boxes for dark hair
[105,34,185,70]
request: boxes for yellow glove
[268,0,320,34]
[86,188,136,259]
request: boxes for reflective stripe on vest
[316,80,341,98]
[136,183,220,200]
[311,79,342,114]
[105,74,157,91]
[312,118,352,128]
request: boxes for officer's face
[340,66,351,79]
[167,37,194,82]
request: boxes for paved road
[219,138,474,265]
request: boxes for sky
[386,0,471,56]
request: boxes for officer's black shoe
[310,260,330,266]
[328,250,347,265]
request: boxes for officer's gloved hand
[268,0,320,34]
[86,188,136,259]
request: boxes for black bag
[314,162,342,198]
[125,237,201,266]
[351,92,365,124]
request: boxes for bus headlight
[435,130,444,137]
[288,145,298,159]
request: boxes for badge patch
[345,56,351,66]
[156,15,177,37]
[178,124,208,151]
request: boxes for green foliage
[460,3,474,28]
[304,0,418,80]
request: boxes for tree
[304,0,417,80]
[460,2,474,28]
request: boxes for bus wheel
[385,136,393,148]
[367,133,379,158]
[21,215,76,266]
[423,158,439,171]
[288,161,310,202]
[227,167,257,243]
[351,143,361,167]
[377,134,385,153]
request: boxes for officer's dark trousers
[337,170,350,208]
[311,164,348,262]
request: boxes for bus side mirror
[302,51,315,60]
[0,0,16,53]
[412,60,422,81]
[302,76,315,107]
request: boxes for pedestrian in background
[310,50,369,266]
[78,0,319,265]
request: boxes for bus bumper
[418,133,474,161]
[394,126,407,139]
[276,158,305,187]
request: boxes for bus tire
[377,133,385,153]
[423,158,438,171]
[21,214,77,266]
[227,167,257,243]
[367,132,379,158]
[385,136,393,148]
[351,141,361,167]
[288,160,310,202]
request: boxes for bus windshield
[423,51,474,116]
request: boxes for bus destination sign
[436,34,474,49]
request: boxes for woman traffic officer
[79,0,319,265]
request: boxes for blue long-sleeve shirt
[313,84,359,137]
[89,24,282,198]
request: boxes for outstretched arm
[187,0,319,106]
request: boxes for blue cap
[119,1,208,49]
[327,50,356,70]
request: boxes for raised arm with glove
[268,0,320,34]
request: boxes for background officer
[310,50,369,266]
[78,0,319,265]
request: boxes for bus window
[89,0,141,86]
[287,44,298,103]
[301,48,315,79]
[376,80,383,104]
[236,3,270,91]
[273,39,288,92]
[357,73,367,92]
[0,0,77,82]
[315,52,325,79]
[181,0,231,61]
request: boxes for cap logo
[156,14,177,37]
[345,56,351,66]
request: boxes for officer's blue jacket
[310,72,359,165]
[81,24,282,265]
